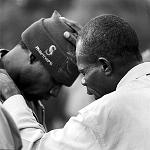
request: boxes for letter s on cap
[46,45,56,56]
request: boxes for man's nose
[81,77,87,86]
[49,85,61,97]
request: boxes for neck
[115,60,143,82]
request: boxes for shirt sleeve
[0,102,22,150]
[3,95,100,150]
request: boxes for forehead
[76,39,86,70]
[76,38,83,57]
[76,38,97,71]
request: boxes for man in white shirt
[0,101,22,150]
[3,14,150,150]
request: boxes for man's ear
[98,57,112,75]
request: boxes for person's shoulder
[77,91,122,131]
[79,89,130,118]
[79,91,120,118]
[78,90,131,130]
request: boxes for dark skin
[1,44,61,101]
[0,69,20,101]
[0,18,142,102]
[76,38,142,99]
[0,17,82,101]
[62,18,142,100]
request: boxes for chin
[93,92,105,100]
[94,95,100,100]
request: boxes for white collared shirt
[0,102,22,149]
[3,62,150,150]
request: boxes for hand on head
[0,69,20,101]
[60,17,82,46]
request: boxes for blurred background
[0,0,150,131]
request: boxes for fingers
[60,17,82,33]
[60,17,82,45]
[64,31,77,46]
[0,71,20,100]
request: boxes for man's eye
[30,54,37,64]
[80,70,85,76]
[82,72,85,76]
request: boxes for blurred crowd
[0,0,150,131]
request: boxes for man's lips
[87,89,93,95]
[87,88,100,99]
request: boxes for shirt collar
[117,62,150,89]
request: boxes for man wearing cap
[17,10,79,126]
[2,13,150,150]
[0,10,80,149]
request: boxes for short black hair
[79,14,142,64]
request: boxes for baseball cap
[21,10,79,86]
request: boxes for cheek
[19,63,52,89]
[39,73,52,88]
[86,68,107,91]
[86,70,100,88]
[34,64,53,88]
